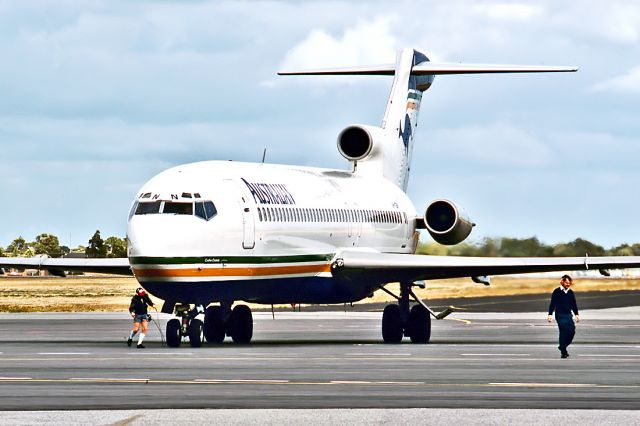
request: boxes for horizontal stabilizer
[412,63,578,75]
[278,63,577,76]
[278,64,396,76]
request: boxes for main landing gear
[380,282,453,344]
[164,302,253,348]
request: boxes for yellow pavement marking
[445,317,472,324]
[0,377,637,390]
[489,382,596,388]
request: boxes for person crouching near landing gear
[128,287,155,349]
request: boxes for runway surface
[0,308,639,411]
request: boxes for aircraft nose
[127,217,166,258]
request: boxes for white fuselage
[127,160,418,305]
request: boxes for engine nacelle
[424,199,474,245]
[337,125,384,162]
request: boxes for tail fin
[279,48,576,191]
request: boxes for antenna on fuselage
[261,148,267,164]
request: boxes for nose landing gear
[165,302,254,347]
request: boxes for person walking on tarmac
[128,287,155,348]
[547,275,580,358]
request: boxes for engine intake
[425,199,474,245]
[337,125,376,161]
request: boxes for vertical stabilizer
[351,48,432,191]
[278,49,576,192]
[380,48,433,190]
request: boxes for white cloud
[546,2,640,45]
[1,0,639,247]
[279,16,398,72]
[592,66,640,93]
[472,3,543,21]
[427,123,554,168]
[591,3,640,44]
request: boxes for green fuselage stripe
[129,253,334,265]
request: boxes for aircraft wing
[0,257,132,276]
[330,251,640,283]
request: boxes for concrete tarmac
[0,308,639,412]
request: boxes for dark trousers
[556,314,575,353]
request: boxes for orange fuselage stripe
[132,264,331,278]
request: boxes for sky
[0,0,639,249]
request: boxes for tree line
[0,231,126,258]
[2,233,639,259]
[418,237,640,257]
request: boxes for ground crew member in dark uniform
[128,287,155,348]
[547,275,580,358]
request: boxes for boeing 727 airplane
[3,48,640,347]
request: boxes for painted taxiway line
[578,354,640,358]
[488,382,597,388]
[0,355,637,363]
[0,377,638,389]
[194,379,290,384]
[461,353,530,357]
[70,377,149,382]
[38,352,90,355]
[347,353,412,356]
[444,318,472,325]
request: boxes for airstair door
[225,179,255,249]
[401,211,410,249]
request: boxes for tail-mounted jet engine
[424,199,475,245]
[337,125,384,162]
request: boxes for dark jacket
[129,294,154,315]
[548,287,579,316]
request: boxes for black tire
[161,301,176,314]
[166,318,181,348]
[229,305,253,344]
[204,306,226,343]
[407,305,431,343]
[188,318,204,348]
[382,304,403,343]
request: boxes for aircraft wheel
[166,318,181,348]
[161,300,176,314]
[407,305,431,343]
[382,304,403,343]
[229,305,253,344]
[204,306,226,343]
[188,318,204,347]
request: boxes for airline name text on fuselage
[241,178,296,205]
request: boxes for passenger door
[224,179,255,249]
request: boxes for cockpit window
[195,202,206,220]
[204,201,216,219]
[163,202,193,215]
[134,198,217,220]
[129,201,139,220]
[135,201,161,215]
[195,201,217,221]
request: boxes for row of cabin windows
[257,207,407,225]
[132,200,217,221]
